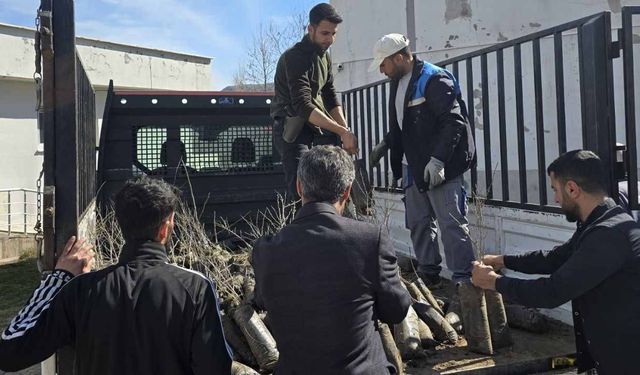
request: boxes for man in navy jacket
[369,34,476,286]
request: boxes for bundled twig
[214,194,298,249]
[456,165,511,354]
[171,201,243,307]
[469,192,488,261]
[379,322,404,374]
[89,208,124,270]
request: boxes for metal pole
[24,190,27,234]
[7,192,11,236]
[622,7,638,209]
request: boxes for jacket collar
[389,55,424,121]
[299,34,326,56]
[403,55,424,107]
[118,240,169,264]
[293,201,339,222]
[578,197,620,231]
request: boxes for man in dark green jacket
[271,3,358,199]
[472,150,640,375]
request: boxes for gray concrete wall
[0,233,36,264]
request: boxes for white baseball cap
[368,33,410,72]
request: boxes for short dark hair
[114,177,180,241]
[297,145,354,203]
[547,150,607,194]
[309,3,342,26]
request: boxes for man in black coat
[472,150,640,375]
[252,145,411,374]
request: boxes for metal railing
[621,6,640,210]
[342,11,620,214]
[76,54,97,216]
[0,189,40,235]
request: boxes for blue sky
[0,0,319,89]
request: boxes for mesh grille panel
[134,124,277,175]
[135,127,167,171]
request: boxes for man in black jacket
[472,150,640,375]
[0,177,232,374]
[271,3,358,199]
[252,145,411,374]
[369,34,476,286]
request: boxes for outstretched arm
[0,237,94,371]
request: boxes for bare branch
[233,11,307,91]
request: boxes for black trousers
[273,118,339,200]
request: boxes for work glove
[369,139,389,167]
[423,157,445,190]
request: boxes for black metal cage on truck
[97,83,285,226]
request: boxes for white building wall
[331,0,636,91]
[0,80,40,190]
[0,22,213,232]
[0,23,212,90]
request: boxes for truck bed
[397,259,576,375]
[407,323,575,374]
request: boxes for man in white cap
[368,33,476,286]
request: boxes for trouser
[273,118,339,200]
[402,165,475,282]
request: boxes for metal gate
[621,6,640,210]
[343,10,640,213]
[37,0,97,372]
[37,0,96,270]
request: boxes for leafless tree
[234,12,307,91]
[232,65,248,91]
[244,22,281,91]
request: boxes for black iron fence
[621,6,640,210]
[342,10,635,213]
[77,55,96,213]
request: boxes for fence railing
[77,55,97,215]
[343,11,623,214]
[621,6,640,210]
[0,189,39,235]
